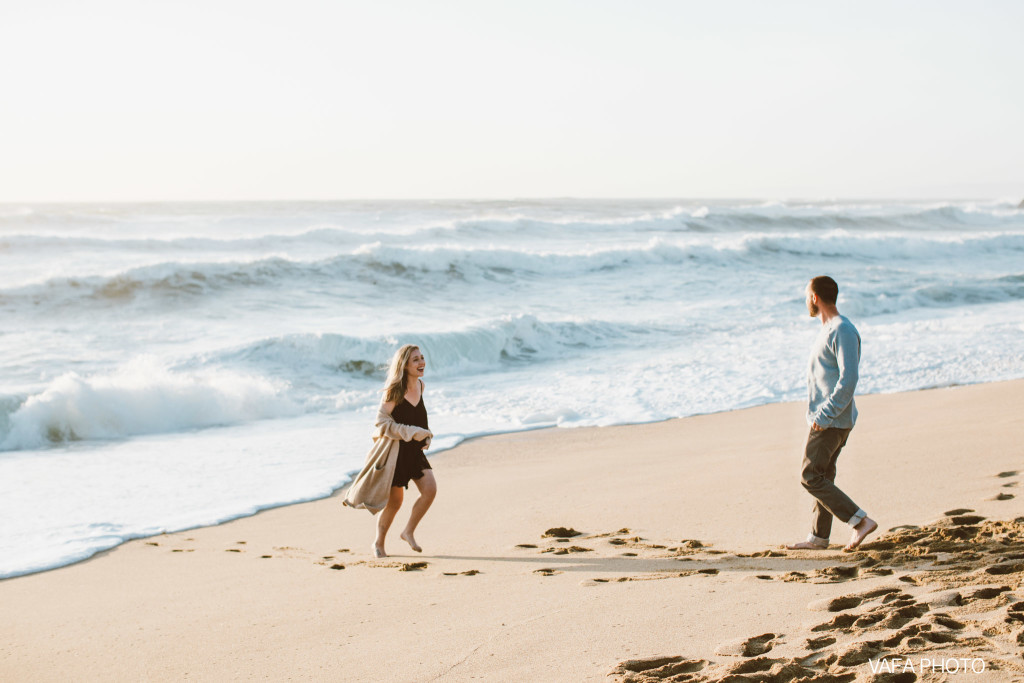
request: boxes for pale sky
[1,1,1022,202]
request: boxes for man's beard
[808,301,819,317]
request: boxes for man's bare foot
[844,517,877,552]
[373,545,387,558]
[786,540,829,550]
[400,531,422,553]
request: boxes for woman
[372,344,438,558]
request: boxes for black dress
[390,393,431,489]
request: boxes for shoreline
[2,379,1023,681]
[4,375,1024,582]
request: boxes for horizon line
[1,195,1022,206]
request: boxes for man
[788,276,877,552]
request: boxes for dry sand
[1,380,1022,682]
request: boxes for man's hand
[810,422,825,432]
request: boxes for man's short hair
[809,276,839,305]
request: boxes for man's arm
[811,324,860,428]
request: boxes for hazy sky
[2,1,1022,201]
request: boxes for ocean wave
[731,230,1024,261]
[0,359,300,452]
[346,230,1024,276]
[0,210,713,256]
[0,316,657,451]
[4,242,682,308]
[4,201,1020,244]
[220,314,657,381]
[2,240,723,307]
[0,257,320,307]
[0,228,365,254]
[680,202,1024,233]
[841,274,1024,317]
[4,229,1024,310]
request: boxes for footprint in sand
[950,514,986,526]
[992,492,1016,501]
[398,562,428,572]
[442,570,481,576]
[810,613,858,632]
[723,656,784,675]
[609,536,648,547]
[807,595,864,612]
[805,635,835,650]
[543,527,582,538]
[370,560,428,571]
[534,568,561,576]
[588,528,632,538]
[981,562,1024,576]
[608,652,841,683]
[996,470,1018,478]
[607,656,706,681]
[714,632,775,656]
[1007,601,1024,624]
[541,545,593,555]
[612,516,1024,683]
[813,565,859,582]
[966,585,1011,600]
[931,614,965,630]
[812,590,929,636]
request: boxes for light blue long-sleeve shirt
[807,314,861,429]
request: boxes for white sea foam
[0,359,299,450]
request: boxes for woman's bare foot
[373,545,387,558]
[400,531,422,553]
[844,517,878,551]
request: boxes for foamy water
[2,199,1023,578]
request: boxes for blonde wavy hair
[383,344,421,404]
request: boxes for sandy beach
[2,379,1023,682]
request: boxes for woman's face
[405,349,426,378]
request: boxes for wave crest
[0,359,299,451]
[226,315,648,380]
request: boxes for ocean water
[2,199,1023,578]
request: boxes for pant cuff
[806,533,829,547]
[847,509,867,527]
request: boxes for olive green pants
[801,427,865,542]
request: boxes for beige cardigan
[342,406,433,514]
